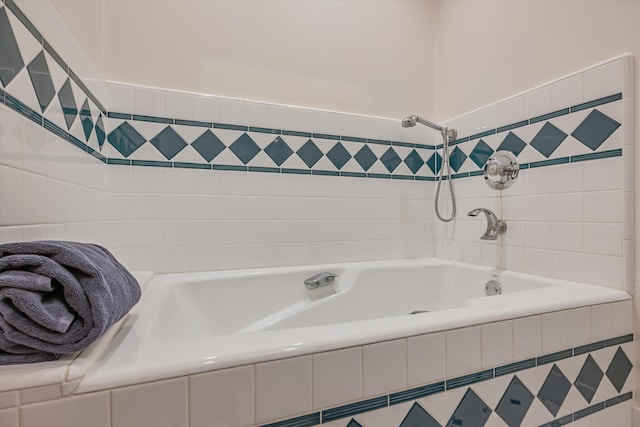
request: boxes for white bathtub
[77,258,629,393]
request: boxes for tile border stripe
[264,333,632,426]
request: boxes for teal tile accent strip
[389,382,445,405]
[451,172,469,179]
[342,136,367,143]
[250,126,281,134]
[341,171,367,178]
[322,396,388,422]
[392,141,414,148]
[605,334,633,347]
[283,130,312,138]
[5,0,42,43]
[108,112,132,120]
[570,149,622,163]
[282,168,312,175]
[133,114,173,124]
[528,158,570,168]
[495,358,536,377]
[313,133,341,141]
[69,69,106,113]
[497,120,529,133]
[214,123,248,131]
[574,342,605,356]
[106,158,131,165]
[173,162,212,170]
[175,118,212,127]
[368,173,391,179]
[573,402,605,420]
[530,108,570,124]
[606,391,632,407]
[43,40,68,73]
[68,134,88,151]
[415,143,437,150]
[468,129,496,141]
[469,170,484,177]
[5,93,42,125]
[367,138,392,146]
[392,174,415,180]
[537,349,573,366]
[539,414,573,427]
[213,164,246,171]
[43,117,68,140]
[131,159,172,167]
[446,369,494,390]
[260,412,320,427]
[416,176,436,181]
[248,166,280,173]
[452,136,470,145]
[570,93,623,112]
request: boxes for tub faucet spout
[304,272,338,289]
[467,208,507,240]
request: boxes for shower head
[401,115,457,141]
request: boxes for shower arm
[405,115,457,142]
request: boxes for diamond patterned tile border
[572,109,621,151]
[346,419,363,427]
[497,131,527,156]
[449,146,467,172]
[107,121,146,157]
[150,126,187,160]
[537,364,571,417]
[530,122,567,158]
[354,145,378,171]
[191,130,226,162]
[606,346,632,392]
[79,98,93,141]
[57,78,77,130]
[380,147,402,173]
[327,142,352,170]
[404,149,424,174]
[230,132,260,164]
[495,376,534,427]
[400,402,441,427]
[426,152,442,175]
[26,51,55,113]
[574,355,604,403]
[95,114,106,149]
[265,136,294,166]
[0,6,25,87]
[446,389,492,427]
[469,139,494,168]
[297,139,323,168]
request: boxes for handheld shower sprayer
[401,115,458,222]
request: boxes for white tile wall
[362,339,407,397]
[20,391,110,427]
[406,332,446,386]
[111,378,188,427]
[446,326,481,377]
[313,347,362,409]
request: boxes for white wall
[54,0,437,120]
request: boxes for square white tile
[446,326,481,377]
[482,320,513,368]
[407,332,446,386]
[363,339,406,397]
[313,347,362,409]
[513,315,541,360]
[111,378,188,427]
[21,392,110,427]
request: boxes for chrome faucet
[467,208,507,240]
[304,272,338,289]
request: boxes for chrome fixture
[304,272,338,289]
[484,150,519,190]
[401,115,458,222]
[485,279,502,296]
[467,208,507,240]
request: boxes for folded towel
[0,241,141,364]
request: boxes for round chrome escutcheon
[484,150,519,189]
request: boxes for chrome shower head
[401,115,418,128]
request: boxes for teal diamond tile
[95,114,105,150]
[530,122,567,158]
[57,78,77,130]
[496,376,534,427]
[79,99,93,141]
[404,149,424,174]
[26,51,55,113]
[265,136,293,166]
[0,7,25,87]
[354,145,377,171]
[606,347,632,392]
[107,121,146,157]
[327,142,351,169]
[400,403,441,427]
[446,389,491,427]
[230,133,260,164]
[297,139,323,168]
[469,139,494,168]
[571,109,621,151]
[537,364,571,417]
[574,355,604,403]
[427,152,443,174]
[380,147,401,172]
[191,130,225,162]
[150,126,187,160]
[448,146,467,172]
[497,132,526,156]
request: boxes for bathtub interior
[147,260,553,336]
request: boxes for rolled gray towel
[0,241,141,364]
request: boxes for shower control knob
[484,150,519,190]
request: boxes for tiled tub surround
[0,300,632,427]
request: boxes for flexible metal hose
[434,130,456,222]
